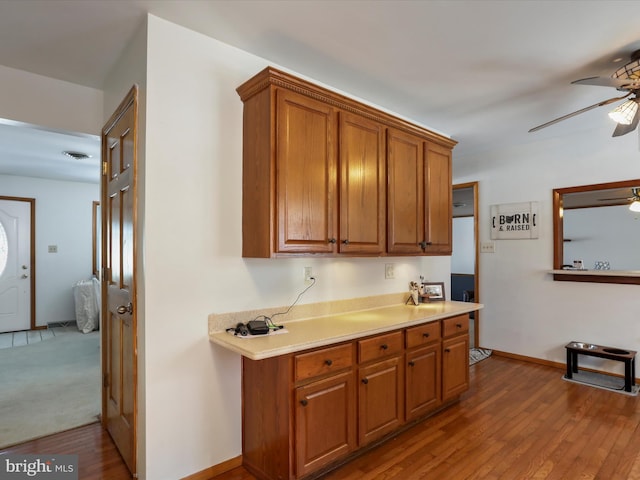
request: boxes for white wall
[0,64,103,135]
[0,58,104,327]
[0,175,98,326]
[140,15,450,479]
[454,128,640,369]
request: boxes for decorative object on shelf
[490,202,539,240]
[421,282,446,302]
[594,261,611,270]
[407,281,421,305]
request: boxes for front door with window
[0,198,33,333]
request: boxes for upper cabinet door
[276,89,337,253]
[339,112,386,255]
[387,128,425,254]
[424,142,452,254]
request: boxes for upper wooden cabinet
[387,128,425,254]
[339,112,386,254]
[237,67,456,257]
[424,142,453,254]
[276,89,337,254]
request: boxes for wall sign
[490,202,539,239]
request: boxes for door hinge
[103,373,109,388]
[102,161,108,176]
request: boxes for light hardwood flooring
[3,355,640,479]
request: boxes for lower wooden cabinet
[358,356,404,445]
[295,371,356,477]
[242,314,470,480]
[406,343,441,421]
[442,315,470,401]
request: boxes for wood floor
[3,355,640,479]
[0,422,132,480]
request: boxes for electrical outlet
[48,245,58,253]
[304,266,313,282]
[480,242,496,253]
[385,263,395,279]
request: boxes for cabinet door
[442,335,470,401]
[339,112,386,254]
[406,344,442,421]
[387,128,425,254]
[276,89,337,253]
[358,356,404,445]
[295,371,356,477]
[424,142,452,254]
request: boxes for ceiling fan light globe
[608,100,638,125]
[629,200,640,213]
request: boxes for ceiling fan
[598,187,640,211]
[529,50,640,136]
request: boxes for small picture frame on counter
[421,282,445,302]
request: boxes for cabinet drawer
[295,344,353,382]
[406,322,441,348]
[358,331,403,363]
[442,314,469,338]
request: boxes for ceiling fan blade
[572,76,640,90]
[529,94,631,133]
[612,105,640,137]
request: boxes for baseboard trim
[181,455,242,480]
[491,350,564,369]
[491,349,639,382]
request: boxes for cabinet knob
[456,323,462,328]
[423,333,430,338]
[361,378,369,385]
[325,359,333,366]
[342,239,349,245]
[408,361,415,367]
[380,344,388,350]
[328,238,337,244]
[419,241,427,249]
[300,399,308,406]
[444,348,451,353]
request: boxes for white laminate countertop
[209,301,483,360]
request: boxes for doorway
[452,182,479,348]
[0,120,101,447]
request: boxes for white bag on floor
[73,278,100,333]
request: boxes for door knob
[116,302,133,315]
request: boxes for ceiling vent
[62,150,92,160]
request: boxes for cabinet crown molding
[236,66,457,150]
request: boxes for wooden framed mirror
[552,179,640,284]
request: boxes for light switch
[480,242,495,253]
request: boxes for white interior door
[0,199,32,333]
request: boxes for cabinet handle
[380,344,388,350]
[419,241,427,249]
[324,359,333,366]
[408,361,415,367]
[423,333,430,338]
[456,323,462,328]
[328,238,337,244]
[362,378,369,385]
[342,239,349,245]
[444,348,451,353]
[300,399,308,406]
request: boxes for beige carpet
[0,330,100,448]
